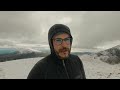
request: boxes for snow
[0,57,43,79]
[114,45,120,50]
[0,55,120,79]
[80,55,120,79]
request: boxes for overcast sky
[0,11,120,50]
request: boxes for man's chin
[55,51,70,59]
[59,54,69,60]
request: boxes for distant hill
[0,48,93,62]
[71,51,92,56]
[0,48,50,62]
[95,45,120,65]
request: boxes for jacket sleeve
[77,56,86,79]
[27,60,46,79]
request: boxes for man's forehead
[53,33,70,39]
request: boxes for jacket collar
[50,54,70,66]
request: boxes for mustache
[59,47,70,52]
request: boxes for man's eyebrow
[54,37,70,39]
[54,38,62,39]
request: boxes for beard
[55,47,70,60]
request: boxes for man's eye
[56,39,62,42]
[65,38,70,41]
[65,38,69,40]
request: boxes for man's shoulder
[35,55,51,66]
[70,54,80,59]
[69,54,82,62]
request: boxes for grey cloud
[0,11,120,49]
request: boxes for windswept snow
[80,55,120,79]
[0,55,120,79]
[0,57,42,79]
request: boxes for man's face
[52,33,71,60]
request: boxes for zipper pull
[62,60,65,67]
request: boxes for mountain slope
[95,45,120,65]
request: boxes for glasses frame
[53,37,72,45]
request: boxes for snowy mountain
[95,45,120,65]
[0,48,50,62]
[0,46,94,62]
[71,51,92,56]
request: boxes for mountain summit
[96,45,120,65]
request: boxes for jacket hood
[48,24,73,58]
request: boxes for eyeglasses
[53,37,72,45]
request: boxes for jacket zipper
[62,60,70,79]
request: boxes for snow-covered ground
[0,57,42,79]
[0,55,120,79]
[81,55,120,79]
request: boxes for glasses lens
[55,38,62,45]
[64,38,71,44]
[54,37,71,45]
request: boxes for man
[27,24,86,79]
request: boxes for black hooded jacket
[27,24,86,79]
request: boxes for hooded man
[27,24,86,79]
